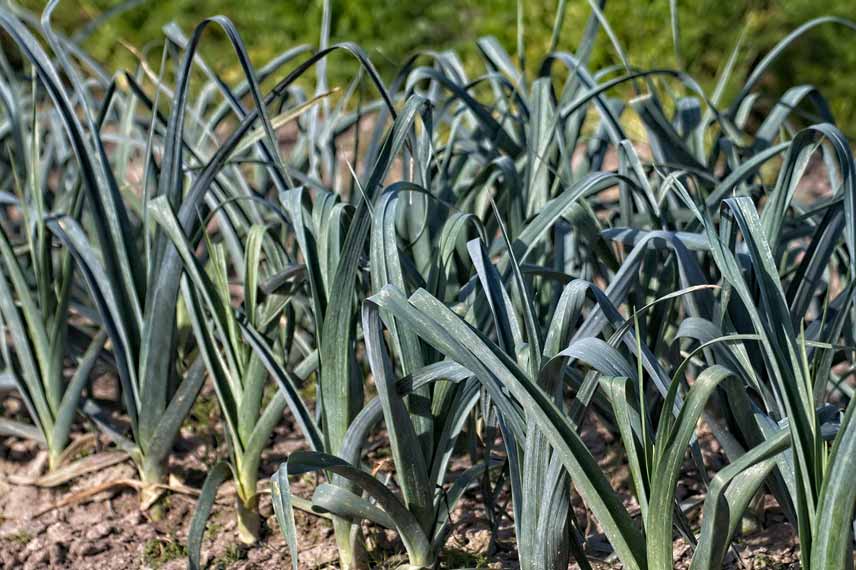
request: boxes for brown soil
[0,390,799,570]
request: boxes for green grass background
[20,0,856,133]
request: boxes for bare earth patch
[0,398,799,569]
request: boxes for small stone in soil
[123,510,145,525]
[45,522,72,543]
[24,548,49,569]
[84,522,114,541]
[72,541,109,557]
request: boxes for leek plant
[271,303,483,570]
[0,73,106,470]
[149,196,321,543]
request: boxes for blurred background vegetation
[14,0,856,133]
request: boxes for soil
[0,385,800,570]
